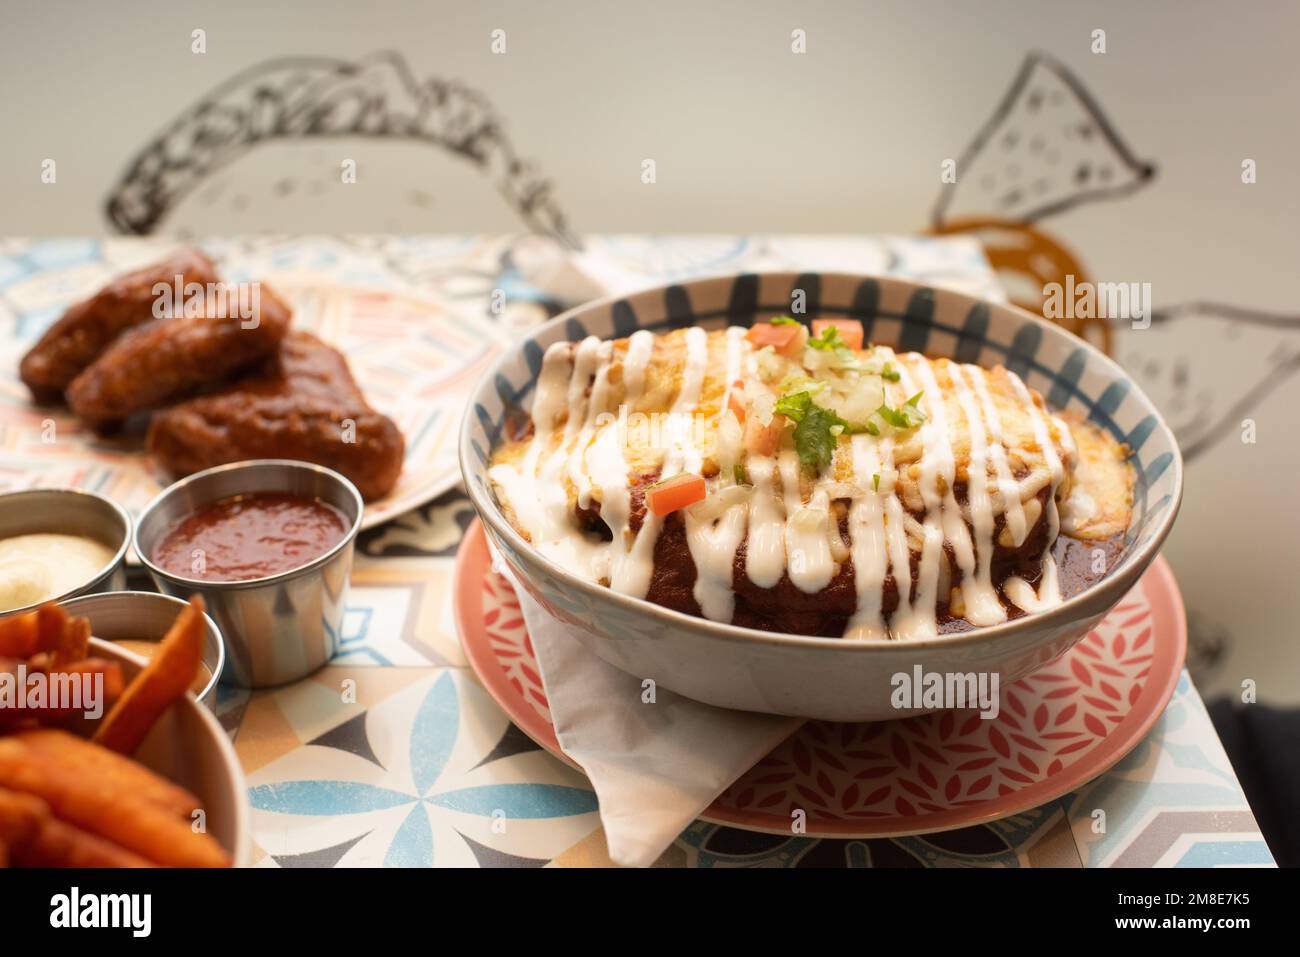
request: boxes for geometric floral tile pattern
[340,563,461,668]
[1061,673,1275,868]
[335,490,481,668]
[242,669,599,867]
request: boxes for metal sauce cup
[0,488,131,616]
[60,591,225,708]
[133,460,363,689]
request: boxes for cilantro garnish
[772,382,926,475]
[774,391,849,474]
[807,325,846,351]
[773,390,816,421]
[875,389,926,430]
[806,324,865,369]
[770,316,800,326]
[880,362,901,382]
[872,472,881,492]
[734,463,749,485]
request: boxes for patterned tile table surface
[0,236,1272,867]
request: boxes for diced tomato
[646,473,707,517]
[726,380,747,422]
[812,318,864,351]
[746,322,806,358]
[744,413,787,456]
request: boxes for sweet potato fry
[0,657,124,730]
[51,614,89,669]
[0,786,46,844]
[0,658,24,731]
[0,604,70,658]
[2,784,147,867]
[0,611,40,657]
[14,815,154,868]
[0,739,230,867]
[54,657,125,707]
[93,597,204,755]
[15,729,200,819]
[36,604,69,657]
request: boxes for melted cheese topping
[489,325,1131,640]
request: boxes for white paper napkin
[493,555,801,867]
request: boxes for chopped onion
[754,347,786,384]
[801,347,838,372]
[686,483,754,523]
[820,481,864,501]
[827,521,850,562]
[789,504,829,533]
[749,388,776,426]
[716,410,742,474]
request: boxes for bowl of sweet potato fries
[0,595,248,867]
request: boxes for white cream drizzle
[947,364,1009,627]
[744,455,786,589]
[686,326,750,621]
[781,451,835,594]
[1001,376,1067,613]
[968,369,1029,547]
[586,330,655,585]
[491,326,1075,640]
[843,434,888,640]
[886,358,947,639]
[611,325,709,599]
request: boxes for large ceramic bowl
[460,273,1183,721]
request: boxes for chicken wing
[19,249,220,402]
[146,331,405,501]
[66,283,292,430]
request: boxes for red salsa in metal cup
[151,492,349,582]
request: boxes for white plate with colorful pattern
[0,282,501,529]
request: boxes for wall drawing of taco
[104,51,575,245]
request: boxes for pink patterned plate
[454,520,1187,838]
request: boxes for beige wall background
[1,0,1297,702]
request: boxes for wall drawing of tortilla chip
[1121,302,1300,462]
[104,51,576,245]
[933,51,1156,226]
[928,52,1157,354]
[930,51,1296,471]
